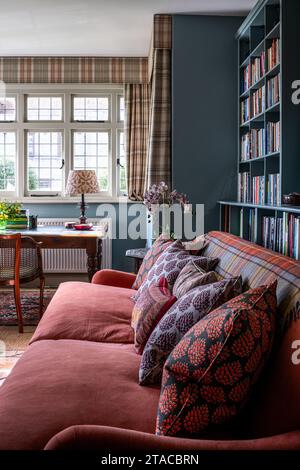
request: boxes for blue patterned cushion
[139,276,242,385]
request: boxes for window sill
[13,196,136,204]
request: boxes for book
[267,74,280,108]
[267,39,280,71]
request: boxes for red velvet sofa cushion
[30,282,134,344]
[0,340,160,450]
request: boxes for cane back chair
[0,233,45,333]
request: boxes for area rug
[0,325,35,387]
[0,289,56,326]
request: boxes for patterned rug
[0,289,56,326]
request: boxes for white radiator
[38,218,112,273]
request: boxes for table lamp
[65,170,100,224]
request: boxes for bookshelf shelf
[265,21,280,40]
[220,0,300,260]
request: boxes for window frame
[0,84,125,202]
[25,94,64,122]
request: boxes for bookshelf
[219,0,300,260]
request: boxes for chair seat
[0,265,41,281]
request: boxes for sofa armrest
[45,425,300,451]
[92,269,137,289]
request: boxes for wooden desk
[3,225,107,282]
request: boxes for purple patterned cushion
[139,277,242,385]
[173,261,218,298]
[133,240,218,303]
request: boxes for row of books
[241,129,266,160]
[252,176,265,205]
[238,172,251,203]
[252,51,265,85]
[240,39,280,94]
[241,64,251,94]
[252,85,265,117]
[262,213,300,260]
[240,121,280,160]
[267,74,280,108]
[267,38,280,71]
[266,121,280,154]
[241,97,251,123]
[267,173,281,206]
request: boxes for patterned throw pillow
[132,235,172,290]
[132,278,177,354]
[139,276,242,385]
[173,260,218,298]
[156,281,277,437]
[133,240,219,303]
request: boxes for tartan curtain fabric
[146,48,172,188]
[0,57,148,84]
[125,84,150,201]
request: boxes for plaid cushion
[202,231,300,330]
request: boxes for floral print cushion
[156,281,277,437]
[139,276,242,385]
[133,240,218,303]
[132,235,172,291]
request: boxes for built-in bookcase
[219,0,300,260]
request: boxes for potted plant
[0,201,23,230]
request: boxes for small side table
[125,247,148,274]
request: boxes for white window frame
[0,84,126,203]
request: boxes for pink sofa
[0,231,299,450]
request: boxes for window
[0,97,16,122]
[73,96,109,121]
[118,131,126,195]
[0,132,16,192]
[26,96,63,121]
[27,131,63,192]
[73,131,109,191]
[0,86,125,199]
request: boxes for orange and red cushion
[132,235,172,290]
[132,278,177,354]
[156,281,277,437]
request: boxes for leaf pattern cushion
[156,281,277,437]
[132,277,177,354]
[139,276,242,385]
[133,240,219,303]
[132,235,172,290]
[173,260,218,298]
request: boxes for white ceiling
[0,0,256,56]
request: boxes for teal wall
[23,15,244,269]
[23,203,146,271]
[172,15,243,232]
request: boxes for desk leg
[86,240,97,282]
[97,239,102,271]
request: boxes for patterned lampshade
[65,170,100,195]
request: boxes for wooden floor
[0,326,35,387]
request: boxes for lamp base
[79,215,87,224]
[79,193,87,224]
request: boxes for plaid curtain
[125,84,150,201]
[147,48,171,188]
[0,57,148,84]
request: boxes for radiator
[38,218,112,273]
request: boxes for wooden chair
[0,233,45,333]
